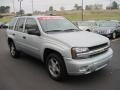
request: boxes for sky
[0,0,119,13]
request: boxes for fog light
[79,66,88,73]
[79,66,92,74]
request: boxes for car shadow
[17,53,46,70]
[63,68,111,83]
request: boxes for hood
[48,31,109,47]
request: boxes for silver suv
[7,16,113,81]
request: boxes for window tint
[24,18,39,33]
[9,18,17,30]
[14,18,25,32]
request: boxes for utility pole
[12,0,16,15]
[81,0,84,21]
[32,0,34,14]
[18,0,23,16]
[110,0,112,10]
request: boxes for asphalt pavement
[0,29,120,90]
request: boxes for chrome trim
[77,45,109,57]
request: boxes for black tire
[9,41,20,58]
[112,32,116,39]
[46,53,66,81]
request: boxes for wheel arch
[86,29,91,32]
[43,48,63,64]
[43,48,68,75]
[43,48,67,74]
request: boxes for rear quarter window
[14,18,26,32]
[9,18,17,30]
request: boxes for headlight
[71,47,89,59]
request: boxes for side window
[24,18,39,33]
[9,18,17,30]
[14,18,25,32]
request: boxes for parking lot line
[111,38,120,42]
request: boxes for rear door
[14,17,26,51]
[7,18,17,39]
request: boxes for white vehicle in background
[73,21,97,32]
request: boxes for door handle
[12,33,15,36]
[22,36,26,39]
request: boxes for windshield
[38,16,79,32]
[100,22,120,27]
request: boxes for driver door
[22,18,41,58]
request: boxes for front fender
[40,41,71,61]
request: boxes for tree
[74,4,82,10]
[111,1,119,9]
[85,5,91,10]
[85,4,103,10]
[16,9,25,16]
[5,6,10,13]
[74,4,79,10]
[0,6,10,13]
[49,6,54,11]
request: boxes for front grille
[88,43,109,57]
[95,30,105,34]
[99,31,104,34]
[89,43,108,51]
[90,49,108,58]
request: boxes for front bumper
[64,48,113,75]
[101,33,113,38]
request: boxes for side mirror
[27,29,40,36]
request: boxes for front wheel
[46,53,66,81]
[9,41,20,58]
[112,32,116,39]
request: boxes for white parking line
[111,38,120,42]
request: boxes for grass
[55,10,120,21]
[0,10,120,23]
[0,16,13,23]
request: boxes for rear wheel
[46,53,66,81]
[9,41,20,58]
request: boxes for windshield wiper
[45,29,81,33]
[45,30,63,33]
[64,29,80,32]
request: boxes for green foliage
[0,6,10,13]
[0,16,12,23]
[112,1,119,9]
[16,9,25,16]
[74,4,82,10]
[49,6,54,11]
